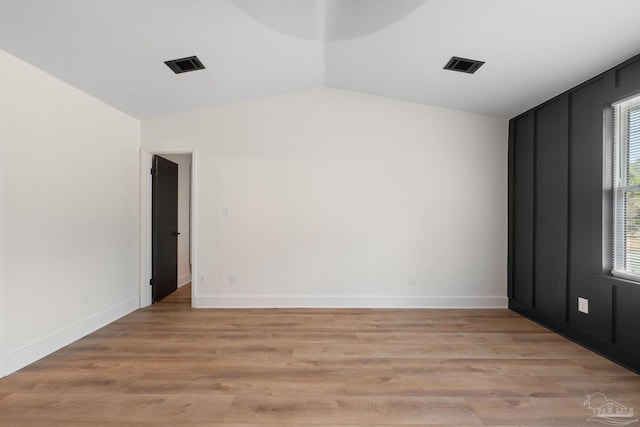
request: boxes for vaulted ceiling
[2,0,640,119]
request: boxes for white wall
[160,154,192,287]
[143,88,508,308]
[0,50,140,376]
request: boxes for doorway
[140,148,197,308]
[152,155,178,302]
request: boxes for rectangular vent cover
[444,56,484,74]
[164,56,205,74]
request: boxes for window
[612,95,640,280]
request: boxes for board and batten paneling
[509,53,640,373]
[509,113,535,309]
[533,96,569,320]
[567,78,612,341]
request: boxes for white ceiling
[1,0,640,119]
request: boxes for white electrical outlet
[408,274,417,285]
[199,273,207,283]
[578,297,589,314]
[223,207,230,217]
[229,274,236,285]
[80,292,89,306]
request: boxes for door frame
[139,147,198,308]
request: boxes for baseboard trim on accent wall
[178,273,191,288]
[3,296,139,376]
[193,295,508,309]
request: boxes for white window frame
[612,95,640,281]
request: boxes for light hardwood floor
[0,284,638,426]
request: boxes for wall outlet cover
[578,297,589,314]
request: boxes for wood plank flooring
[0,284,638,426]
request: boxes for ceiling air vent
[444,56,484,74]
[164,55,206,74]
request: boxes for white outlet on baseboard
[199,273,207,283]
[229,274,236,285]
[578,297,589,314]
[408,274,417,285]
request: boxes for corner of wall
[178,273,192,287]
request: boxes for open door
[152,155,179,302]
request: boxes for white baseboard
[193,295,508,309]
[3,296,139,376]
[178,273,191,288]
